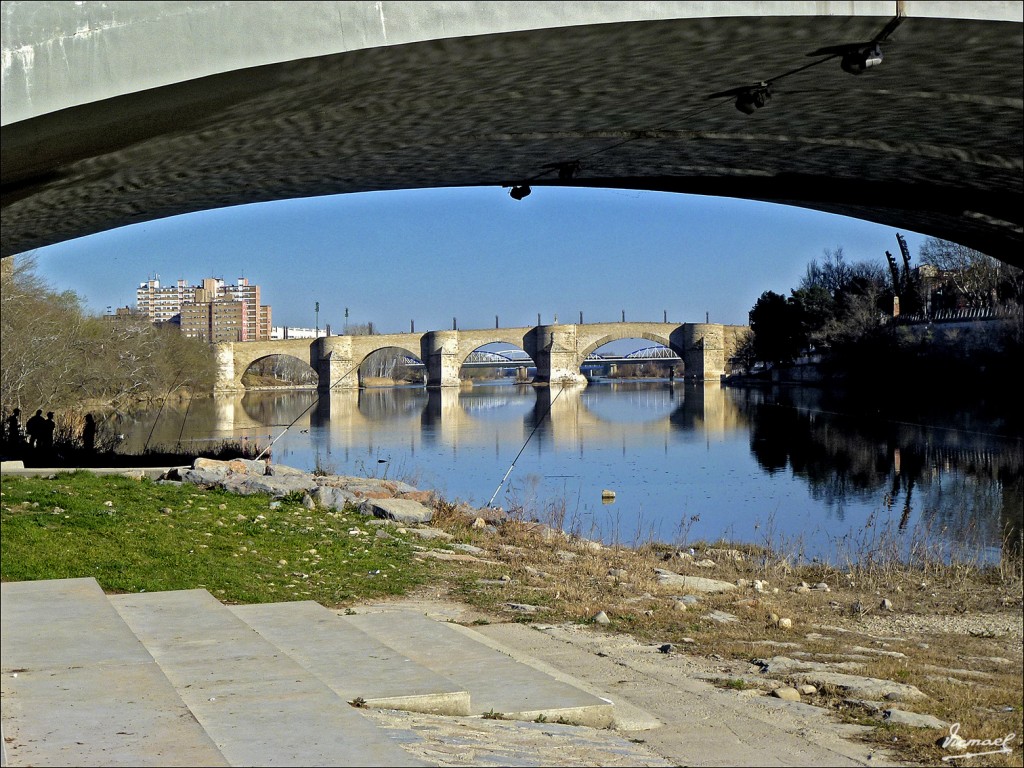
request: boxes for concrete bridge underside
[214,322,747,391]
[2,1,1022,266]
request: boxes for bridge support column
[532,325,587,387]
[316,337,358,391]
[682,323,726,381]
[424,331,461,388]
[213,343,240,392]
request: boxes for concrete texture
[344,610,616,727]
[108,589,427,767]
[2,579,666,766]
[0,578,227,767]
[229,601,471,716]
[2,2,1021,265]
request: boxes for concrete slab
[230,601,471,716]
[343,610,615,728]
[0,466,179,480]
[1,578,227,767]
[110,590,428,767]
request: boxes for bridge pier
[682,324,726,381]
[213,344,238,392]
[317,337,359,391]
[424,331,461,388]
[532,326,588,387]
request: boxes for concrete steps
[1,578,615,767]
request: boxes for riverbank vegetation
[733,238,1023,410]
[1,469,1021,766]
[1,254,216,420]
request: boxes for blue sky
[29,186,929,333]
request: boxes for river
[115,380,1022,564]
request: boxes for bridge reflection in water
[211,381,739,453]
[130,381,1019,562]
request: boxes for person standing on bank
[39,412,57,455]
[82,414,96,453]
[26,409,45,449]
[5,408,21,446]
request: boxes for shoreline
[2,459,1022,765]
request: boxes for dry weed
[413,493,1023,767]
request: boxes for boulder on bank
[311,485,357,511]
[222,474,318,498]
[177,458,317,497]
[653,569,737,593]
[359,498,433,524]
[170,459,466,523]
[194,457,269,475]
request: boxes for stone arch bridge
[214,321,748,392]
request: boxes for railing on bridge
[890,306,1022,324]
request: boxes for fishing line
[175,388,196,451]
[485,385,566,509]
[142,371,183,453]
[254,359,363,462]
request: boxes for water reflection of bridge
[212,382,746,451]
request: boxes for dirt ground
[347,594,908,767]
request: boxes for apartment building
[135,278,192,325]
[135,276,272,340]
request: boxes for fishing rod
[254,360,363,462]
[485,385,566,508]
[142,371,183,453]
[174,387,196,451]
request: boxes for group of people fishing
[1,408,96,462]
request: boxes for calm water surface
[119,380,1022,563]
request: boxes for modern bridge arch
[454,331,540,367]
[2,2,1021,267]
[579,333,682,362]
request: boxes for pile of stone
[162,457,484,526]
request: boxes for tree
[918,238,1014,308]
[799,247,854,296]
[748,291,802,365]
[789,285,835,351]
[1,254,215,413]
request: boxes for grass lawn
[1,472,440,605]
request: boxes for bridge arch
[239,353,318,389]
[357,344,424,387]
[578,333,681,365]
[215,339,320,392]
[2,2,1020,266]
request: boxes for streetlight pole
[315,301,320,336]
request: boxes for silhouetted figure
[39,412,56,455]
[5,408,21,446]
[25,409,45,449]
[82,414,96,453]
